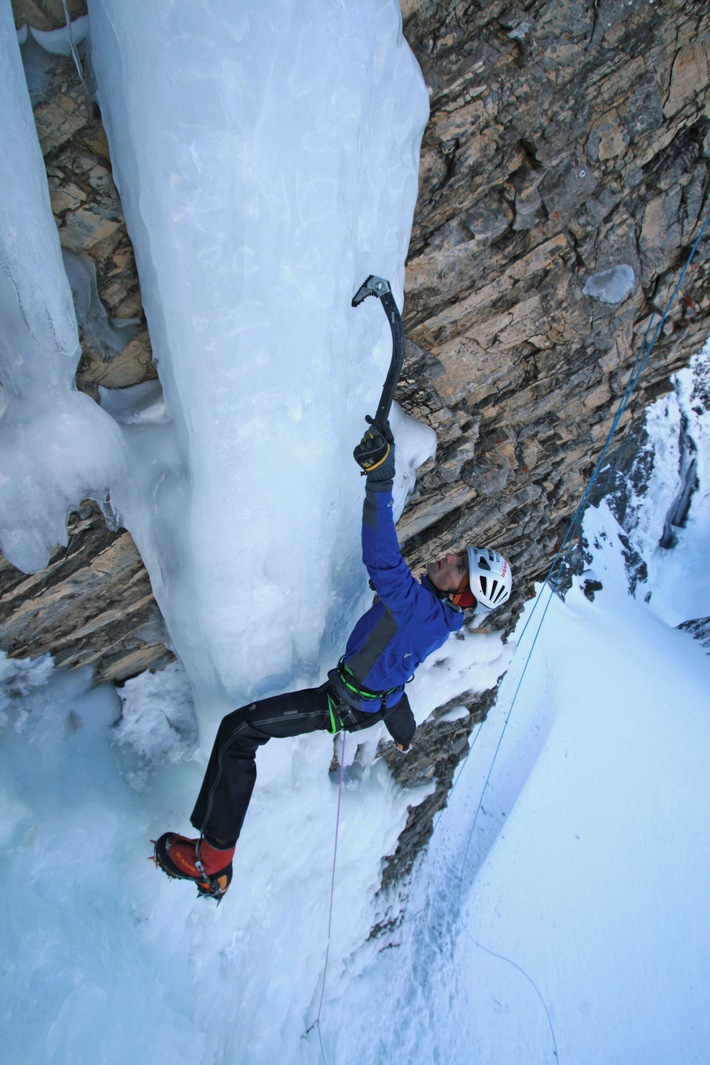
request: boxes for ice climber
[153,419,512,899]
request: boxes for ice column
[88,0,429,739]
[0,5,125,573]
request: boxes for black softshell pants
[190,682,413,847]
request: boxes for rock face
[398,0,710,620]
[13,0,84,30]
[2,0,710,888]
[0,502,172,683]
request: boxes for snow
[1,2,709,1063]
[26,17,90,57]
[622,345,710,626]
[583,264,635,304]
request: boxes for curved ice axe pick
[351,275,405,472]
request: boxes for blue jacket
[341,481,465,713]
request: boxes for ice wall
[87,0,429,738]
[0,5,125,573]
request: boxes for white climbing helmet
[465,546,512,611]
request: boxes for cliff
[399,0,709,596]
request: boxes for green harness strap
[326,692,343,735]
[326,662,404,736]
[336,660,401,702]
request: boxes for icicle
[60,0,86,90]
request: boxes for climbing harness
[335,659,403,707]
[325,691,342,735]
[324,661,403,733]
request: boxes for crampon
[150,832,233,902]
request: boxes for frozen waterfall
[1,0,430,742]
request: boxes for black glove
[354,417,395,482]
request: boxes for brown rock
[0,504,172,683]
[59,204,122,252]
[12,0,85,32]
[664,39,710,119]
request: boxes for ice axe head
[351,275,391,307]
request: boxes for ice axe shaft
[351,275,405,430]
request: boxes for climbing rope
[451,203,710,822]
[443,204,710,1063]
[304,730,347,1064]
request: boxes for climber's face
[427,552,468,594]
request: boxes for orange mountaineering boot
[152,832,234,901]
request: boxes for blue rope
[452,202,710,815]
[532,203,710,620]
[446,205,710,1065]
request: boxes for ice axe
[351,275,405,472]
